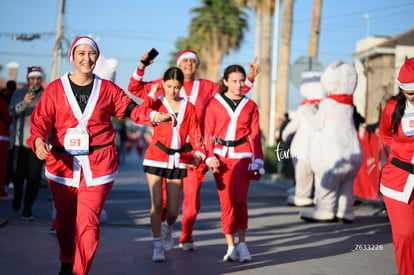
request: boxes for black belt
[214,136,247,147]
[156,141,189,155]
[52,143,112,154]
[391,157,414,174]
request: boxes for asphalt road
[0,152,397,275]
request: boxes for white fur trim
[132,69,143,81]
[206,156,218,167]
[254,158,264,165]
[27,71,42,78]
[245,78,253,88]
[177,52,199,66]
[143,159,187,169]
[69,37,99,65]
[399,82,414,91]
[195,151,206,161]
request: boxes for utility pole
[51,0,65,81]
[269,0,281,146]
[308,0,322,59]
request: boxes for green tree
[171,0,248,81]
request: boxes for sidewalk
[0,152,397,275]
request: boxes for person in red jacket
[0,84,14,198]
[379,57,414,275]
[142,66,205,262]
[128,49,260,251]
[26,36,173,275]
[205,64,264,263]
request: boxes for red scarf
[300,99,322,105]
[328,94,354,105]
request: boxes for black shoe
[21,208,35,221]
[58,262,73,275]
[300,216,339,223]
[12,198,20,212]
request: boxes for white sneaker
[223,246,238,261]
[180,242,197,251]
[152,246,165,262]
[162,223,174,251]
[237,243,252,262]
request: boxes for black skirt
[143,166,187,179]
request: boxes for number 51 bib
[64,128,89,155]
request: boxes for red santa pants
[0,140,9,196]
[179,169,202,243]
[49,175,113,275]
[214,157,251,235]
[383,194,414,275]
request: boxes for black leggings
[12,146,44,214]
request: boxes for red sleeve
[187,104,205,157]
[26,84,56,152]
[128,69,154,99]
[105,80,154,126]
[0,97,12,125]
[241,78,254,96]
[379,99,396,147]
[130,104,153,126]
[142,94,156,108]
[249,102,264,160]
[203,99,217,159]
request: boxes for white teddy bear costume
[94,55,119,83]
[282,71,325,206]
[300,59,363,223]
[94,55,118,222]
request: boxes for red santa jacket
[128,68,254,133]
[27,73,153,188]
[379,98,414,203]
[204,94,263,164]
[142,93,205,169]
[0,94,13,140]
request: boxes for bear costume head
[93,55,118,83]
[300,70,325,101]
[320,59,357,96]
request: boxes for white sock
[153,237,162,248]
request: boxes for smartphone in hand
[141,48,159,66]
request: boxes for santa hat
[27,66,43,78]
[398,58,414,91]
[69,36,100,65]
[176,49,200,66]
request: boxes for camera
[27,87,36,96]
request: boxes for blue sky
[1,0,413,110]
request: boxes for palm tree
[275,0,294,120]
[171,0,248,81]
[235,0,275,144]
[234,0,264,106]
[258,0,275,144]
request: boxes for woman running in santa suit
[379,57,414,275]
[204,64,264,263]
[26,36,173,275]
[141,66,205,262]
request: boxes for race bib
[64,128,89,155]
[402,112,414,136]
